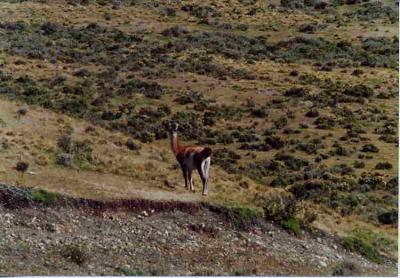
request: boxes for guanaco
[169,123,212,195]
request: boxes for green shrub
[225,206,263,230]
[343,237,383,263]
[182,4,221,19]
[280,0,304,9]
[213,148,241,173]
[314,116,336,129]
[126,138,141,150]
[256,190,298,221]
[342,84,374,98]
[60,243,88,266]
[120,79,164,99]
[57,134,73,153]
[296,139,324,154]
[343,228,394,264]
[117,267,144,276]
[270,174,294,188]
[251,108,268,118]
[30,189,58,204]
[273,116,288,129]
[73,139,96,166]
[358,174,385,191]
[275,153,309,171]
[281,217,301,237]
[265,136,285,149]
[284,87,308,97]
[289,180,330,200]
[343,2,398,22]
[386,177,398,194]
[375,162,393,170]
[353,160,365,169]
[332,260,362,276]
[361,144,379,153]
[378,210,397,225]
[305,109,319,118]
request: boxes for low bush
[181,4,221,19]
[225,206,264,230]
[377,210,397,225]
[343,236,383,264]
[358,174,385,192]
[265,136,285,149]
[56,153,73,167]
[296,139,324,154]
[126,138,141,150]
[256,190,298,221]
[353,161,365,169]
[375,162,392,170]
[305,109,319,118]
[273,116,288,129]
[361,144,379,153]
[280,0,304,9]
[161,26,189,37]
[281,217,301,237]
[120,79,165,99]
[314,116,336,129]
[342,84,374,98]
[60,243,88,266]
[117,267,145,276]
[213,148,241,173]
[275,153,309,171]
[30,188,58,204]
[332,260,362,276]
[284,87,309,98]
[386,177,398,194]
[289,179,330,200]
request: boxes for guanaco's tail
[201,147,212,178]
[201,147,212,158]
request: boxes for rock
[164,180,175,188]
[319,260,327,267]
[301,243,308,249]
[56,153,73,167]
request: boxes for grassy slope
[0,0,398,258]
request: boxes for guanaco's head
[166,122,179,135]
[169,122,179,133]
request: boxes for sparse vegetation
[0,0,397,273]
[60,243,88,266]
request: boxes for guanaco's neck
[171,131,181,155]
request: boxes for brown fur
[170,132,212,195]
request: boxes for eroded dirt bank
[0,185,396,276]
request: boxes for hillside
[0,0,398,275]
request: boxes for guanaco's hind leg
[188,170,195,192]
